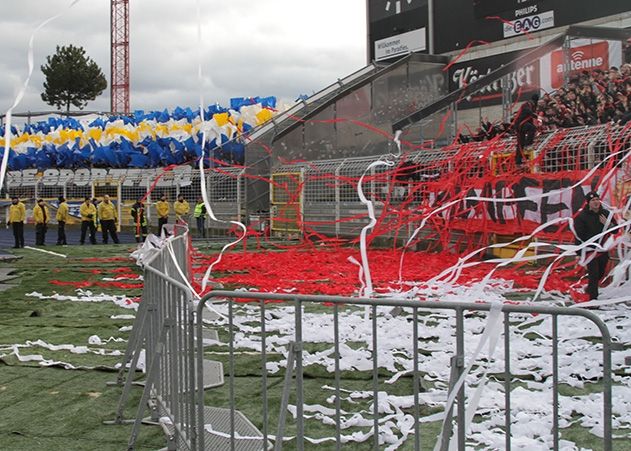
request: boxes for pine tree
[41,44,107,112]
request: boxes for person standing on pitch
[193,196,206,238]
[98,195,120,244]
[174,194,190,224]
[33,199,49,246]
[79,196,97,245]
[131,197,148,243]
[56,195,68,245]
[155,194,170,235]
[574,191,617,300]
[8,196,26,248]
[91,197,100,231]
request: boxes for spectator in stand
[514,93,539,168]
[455,67,631,153]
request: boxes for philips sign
[503,10,555,38]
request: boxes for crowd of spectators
[458,64,631,144]
[537,64,631,130]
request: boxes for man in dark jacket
[514,93,539,168]
[574,191,617,300]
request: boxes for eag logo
[513,16,541,34]
[503,10,555,38]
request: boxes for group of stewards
[7,194,208,247]
[130,194,206,242]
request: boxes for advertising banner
[503,10,556,38]
[375,28,427,62]
[448,39,621,106]
[448,50,540,108]
[433,0,630,54]
[550,41,610,89]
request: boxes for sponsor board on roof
[503,10,555,38]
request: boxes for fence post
[274,341,296,451]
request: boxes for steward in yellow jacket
[97,195,119,244]
[174,195,190,223]
[33,200,50,224]
[56,195,69,245]
[33,199,49,245]
[8,196,26,248]
[79,196,97,245]
[156,194,170,234]
[98,196,117,221]
[80,199,97,222]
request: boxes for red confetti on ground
[81,257,131,263]
[192,248,581,297]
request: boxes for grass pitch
[0,244,628,450]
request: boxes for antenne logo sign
[550,41,609,89]
[503,10,555,38]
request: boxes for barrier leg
[274,341,296,451]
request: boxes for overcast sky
[0,0,367,117]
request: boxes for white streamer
[357,159,395,297]
[195,0,246,292]
[23,245,67,258]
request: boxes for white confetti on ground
[204,289,631,450]
[26,289,139,310]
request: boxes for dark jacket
[131,202,147,226]
[574,206,616,244]
[515,100,537,130]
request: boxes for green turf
[0,246,160,450]
[1,245,628,450]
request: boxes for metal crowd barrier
[108,230,266,450]
[197,291,614,451]
[107,233,201,450]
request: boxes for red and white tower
[111,0,130,114]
